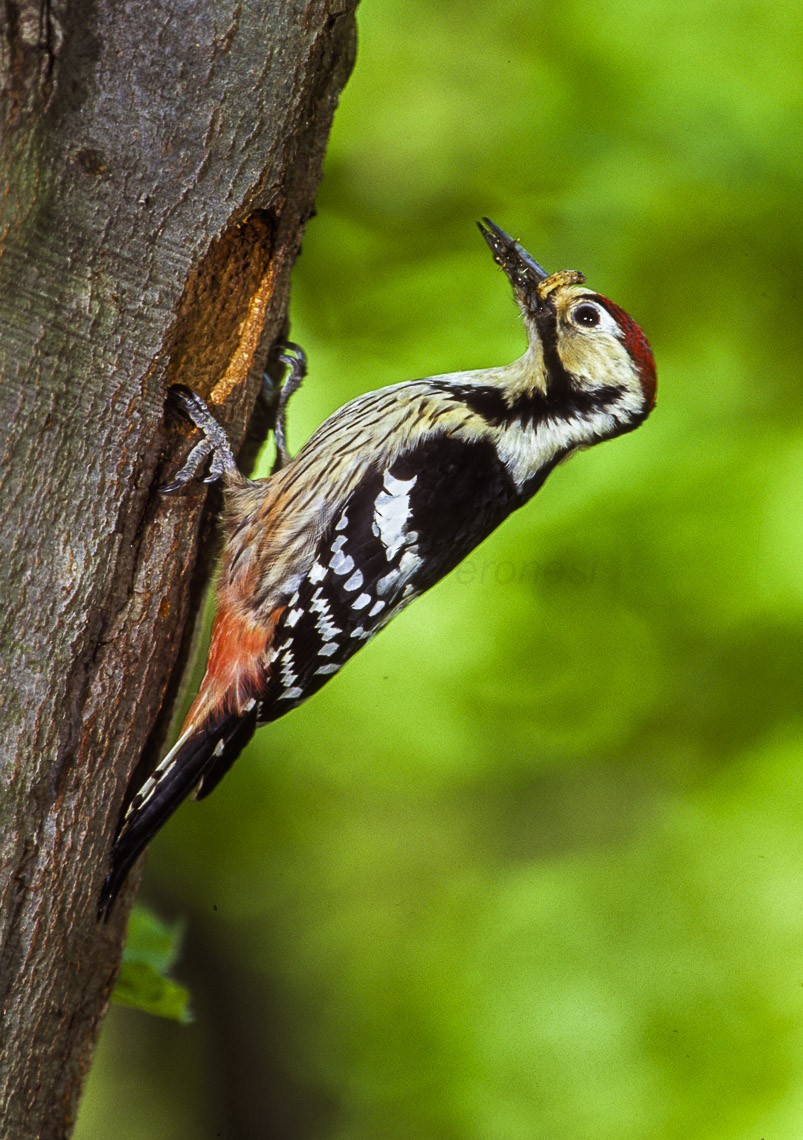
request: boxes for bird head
[477,218,656,432]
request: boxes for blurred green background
[77,0,802,1136]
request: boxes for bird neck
[436,344,639,491]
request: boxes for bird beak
[477,219,587,315]
[477,218,549,313]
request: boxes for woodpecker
[98,219,656,916]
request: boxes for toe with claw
[159,385,237,494]
[263,342,308,473]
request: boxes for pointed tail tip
[96,859,128,923]
[96,820,151,923]
[96,884,114,924]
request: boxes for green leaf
[111,905,192,1023]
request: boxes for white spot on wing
[376,570,398,596]
[384,472,417,496]
[352,593,371,610]
[375,549,420,597]
[343,569,364,592]
[373,469,417,560]
[309,560,326,584]
[280,654,297,688]
[310,590,341,641]
[330,550,355,575]
[398,549,421,578]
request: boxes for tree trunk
[0,2,357,1135]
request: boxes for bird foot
[159,385,237,494]
[262,342,308,472]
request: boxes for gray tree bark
[0,2,358,1135]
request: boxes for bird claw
[263,342,308,472]
[160,341,307,493]
[159,385,236,494]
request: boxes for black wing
[258,434,518,722]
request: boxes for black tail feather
[194,712,258,801]
[97,707,257,920]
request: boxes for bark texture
[0,2,357,1135]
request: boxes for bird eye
[572,303,601,328]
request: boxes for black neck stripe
[433,304,627,428]
[433,375,622,429]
